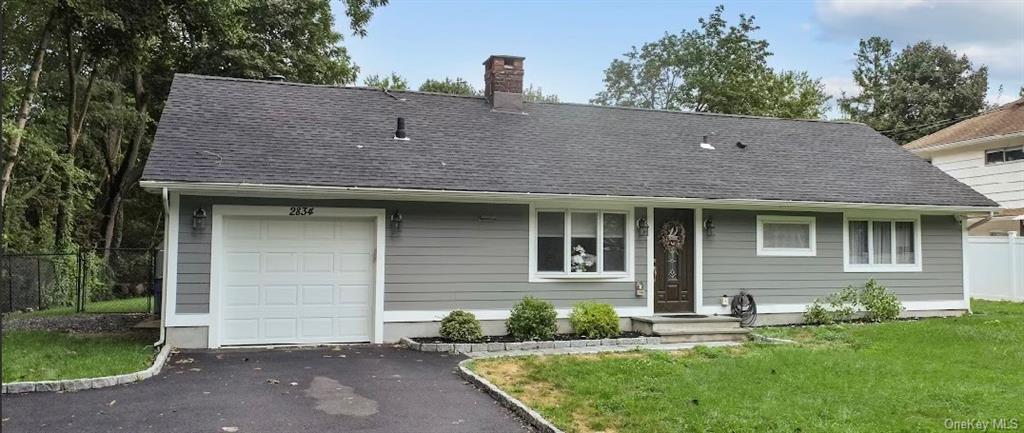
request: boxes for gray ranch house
[141,55,998,348]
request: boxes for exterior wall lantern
[635,215,649,237]
[389,210,403,232]
[192,208,207,231]
[703,217,715,238]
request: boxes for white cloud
[814,0,1024,102]
[821,76,859,99]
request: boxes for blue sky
[331,0,1024,117]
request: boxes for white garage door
[219,216,375,345]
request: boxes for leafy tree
[523,84,559,103]
[1,0,388,254]
[418,77,476,95]
[839,37,988,144]
[592,5,828,119]
[363,72,408,90]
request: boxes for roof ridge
[173,73,863,126]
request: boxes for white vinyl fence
[968,233,1023,302]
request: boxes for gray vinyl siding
[174,196,646,314]
[701,210,964,307]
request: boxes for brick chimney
[483,55,525,112]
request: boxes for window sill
[529,272,634,283]
[843,264,922,273]
[756,248,816,257]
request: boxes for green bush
[569,301,620,338]
[804,280,905,324]
[439,310,484,342]
[803,299,835,325]
[506,296,558,341]
[860,279,903,322]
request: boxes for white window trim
[528,204,634,282]
[984,145,1024,165]
[755,215,817,257]
[842,212,923,273]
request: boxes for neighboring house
[141,55,997,349]
[905,98,1024,235]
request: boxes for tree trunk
[0,9,58,250]
[54,24,98,248]
[101,69,148,257]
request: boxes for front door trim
[653,208,696,313]
[208,205,386,348]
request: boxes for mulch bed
[1,313,151,333]
[412,331,644,345]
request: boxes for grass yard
[471,300,1024,433]
[4,296,151,319]
[2,331,157,383]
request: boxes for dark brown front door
[654,208,695,313]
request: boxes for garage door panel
[301,285,335,305]
[302,253,335,272]
[224,253,260,272]
[264,285,298,305]
[300,318,334,338]
[224,285,259,306]
[223,319,259,341]
[263,253,298,272]
[335,318,370,338]
[224,219,261,240]
[262,318,298,339]
[219,215,374,346]
[266,220,303,240]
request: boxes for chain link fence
[1,249,159,315]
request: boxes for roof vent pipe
[700,135,715,150]
[736,141,747,149]
[266,74,285,82]
[394,117,409,140]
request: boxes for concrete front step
[655,328,751,344]
[632,315,743,334]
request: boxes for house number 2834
[289,206,315,216]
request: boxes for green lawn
[2,330,157,383]
[471,300,1024,433]
[4,296,150,319]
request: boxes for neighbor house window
[756,215,816,256]
[845,215,921,272]
[985,146,1024,165]
[532,208,632,279]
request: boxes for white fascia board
[909,131,1024,156]
[139,180,1000,214]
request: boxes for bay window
[531,207,633,280]
[844,215,921,272]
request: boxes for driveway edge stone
[2,344,172,394]
[456,358,564,433]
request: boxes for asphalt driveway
[1,345,531,433]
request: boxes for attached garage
[208,206,385,347]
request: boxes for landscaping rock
[504,342,524,351]
[486,342,505,352]
[453,344,471,353]
[569,340,588,347]
[538,341,554,349]
[552,340,570,349]
[470,343,488,352]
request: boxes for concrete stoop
[631,314,751,343]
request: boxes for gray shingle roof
[142,74,997,208]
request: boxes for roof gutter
[139,180,1000,214]
[908,130,1024,155]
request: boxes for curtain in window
[849,221,869,264]
[763,223,810,249]
[873,221,892,264]
[895,221,915,264]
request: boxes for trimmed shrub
[439,310,484,342]
[860,279,903,322]
[803,299,835,325]
[569,301,620,338]
[506,296,558,341]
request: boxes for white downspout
[154,187,169,347]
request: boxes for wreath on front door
[659,221,686,251]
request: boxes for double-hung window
[756,215,816,256]
[532,207,632,280]
[844,214,922,272]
